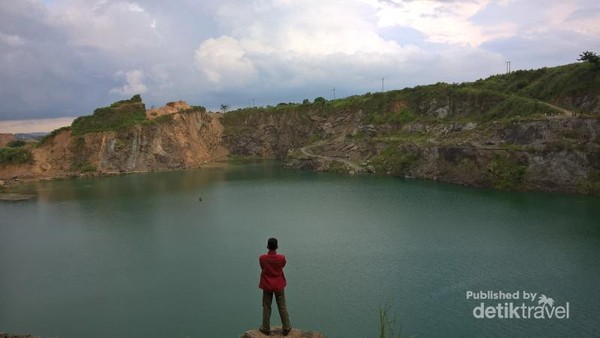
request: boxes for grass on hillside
[71,94,148,135]
[224,62,594,129]
[469,62,600,111]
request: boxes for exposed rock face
[241,327,326,338]
[222,109,363,158]
[0,104,227,181]
[146,100,192,120]
[2,90,599,196]
[82,111,226,173]
[226,102,600,195]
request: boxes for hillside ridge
[1,62,599,195]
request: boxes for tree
[577,51,599,65]
[313,97,326,104]
[220,104,229,113]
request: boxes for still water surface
[1,162,599,337]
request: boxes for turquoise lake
[1,161,599,337]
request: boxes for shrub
[74,162,96,173]
[6,139,26,147]
[488,154,527,190]
[314,97,327,104]
[154,114,174,123]
[0,147,33,165]
[71,95,147,135]
[371,144,420,176]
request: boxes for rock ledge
[240,327,325,338]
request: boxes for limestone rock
[240,327,326,338]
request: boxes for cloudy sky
[1,0,599,132]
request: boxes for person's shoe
[259,327,270,335]
[282,328,291,336]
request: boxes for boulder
[240,327,326,338]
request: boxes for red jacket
[259,250,287,292]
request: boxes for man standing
[259,238,291,336]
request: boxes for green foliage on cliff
[0,147,33,165]
[153,114,174,123]
[6,139,26,147]
[578,170,600,195]
[71,95,148,135]
[370,144,420,176]
[469,62,600,112]
[73,162,96,173]
[488,154,527,190]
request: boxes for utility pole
[332,88,336,100]
[382,77,385,92]
[252,98,255,107]
[506,61,511,74]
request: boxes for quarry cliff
[0,97,227,182]
[1,62,599,196]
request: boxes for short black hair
[267,237,278,250]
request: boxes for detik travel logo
[466,290,570,319]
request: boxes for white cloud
[192,0,427,94]
[54,0,158,53]
[368,0,502,46]
[0,32,25,46]
[110,69,147,96]
[128,3,144,12]
[194,36,259,87]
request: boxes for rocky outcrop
[222,108,363,158]
[267,109,598,195]
[0,103,228,181]
[241,327,326,338]
[146,100,192,120]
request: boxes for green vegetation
[578,170,600,195]
[0,147,33,165]
[73,162,96,173]
[6,139,26,148]
[578,51,599,66]
[486,95,560,120]
[71,94,148,135]
[488,154,527,190]
[370,144,420,176]
[224,62,591,132]
[469,62,600,112]
[154,114,174,123]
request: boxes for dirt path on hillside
[300,141,364,172]
[539,101,576,117]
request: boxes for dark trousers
[261,289,291,331]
